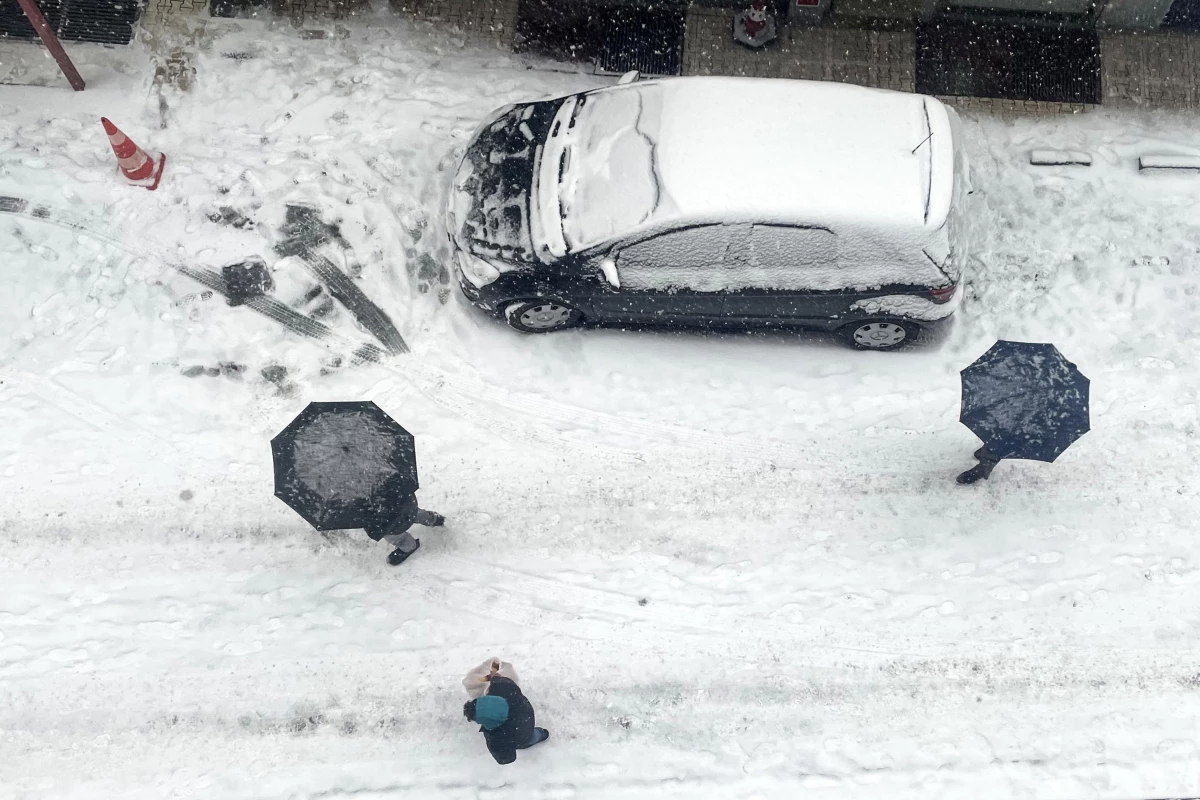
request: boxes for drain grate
[916,21,1100,104]
[598,6,685,76]
[515,0,605,63]
[515,0,685,76]
[1163,0,1200,29]
[0,0,58,41]
[0,0,139,44]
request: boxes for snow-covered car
[448,76,971,350]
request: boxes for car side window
[615,226,733,291]
[726,225,840,290]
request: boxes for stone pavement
[140,0,1200,113]
[683,5,915,92]
[684,5,1200,113]
[389,0,519,47]
[683,6,1094,113]
[1101,32,1200,109]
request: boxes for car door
[721,224,853,325]
[582,225,732,324]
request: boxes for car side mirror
[617,70,640,85]
[598,257,621,289]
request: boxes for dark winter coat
[479,676,536,765]
[363,494,419,541]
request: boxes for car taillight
[929,285,957,304]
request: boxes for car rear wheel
[504,299,583,334]
[840,319,919,350]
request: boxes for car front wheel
[504,299,583,334]
[840,319,920,350]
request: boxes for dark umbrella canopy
[960,341,1090,462]
[272,401,418,530]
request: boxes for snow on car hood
[552,89,667,252]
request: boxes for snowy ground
[2,10,1200,800]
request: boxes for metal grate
[598,6,685,76]
[515,0,604,63]
[0,0,139,44]
[916,21,1100,104]
[515,0,685,76]
[1163,0,1200,30]
[0,0,58,39]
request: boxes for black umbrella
[271,401,418,530]
[960,340,1090,461]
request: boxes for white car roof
[570,77,951,242]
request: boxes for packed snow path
[2,12,1200,800]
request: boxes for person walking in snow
[956,445,1003,484]
[463,674,549,764]
[363,493,444,566]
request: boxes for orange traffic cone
[101,117,166,190]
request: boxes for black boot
[517,728,549,749]
[414,509,445,527]
[387,539,420,566]
[957,464,989,484]
[957,456,1000,485]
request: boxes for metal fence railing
[0,0,139,44]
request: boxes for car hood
[450,100,562,264]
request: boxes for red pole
[13,0,86,91]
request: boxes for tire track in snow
[0,368,231,481]
[164,739,1200,800]
[0,196,388,365]
[274,204,409,355]
[4,198,1190,494]
[2,221,1195,697]
[404,550,1200,686]
[0,197,651,469]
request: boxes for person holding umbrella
[957,340,1090,485]
[364,492,445,566]
[271,401,446,566]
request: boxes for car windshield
[556,88,663,252]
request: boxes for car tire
[503,299,584,334]
[840,319,920,351]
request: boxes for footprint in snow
[15,234,58,262]
[72,168,108,184]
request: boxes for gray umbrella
[271,401,418,530]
